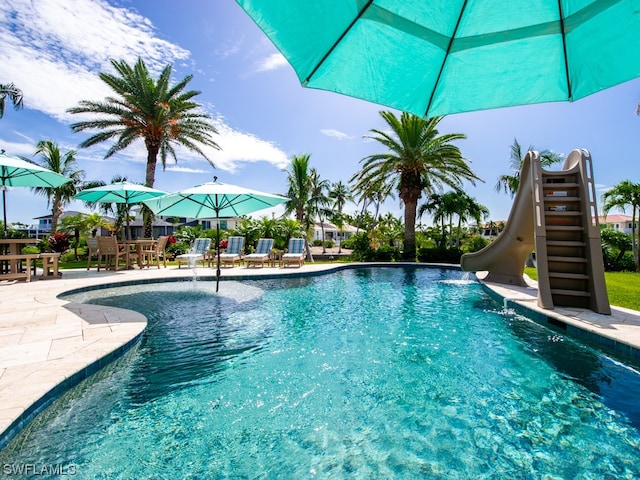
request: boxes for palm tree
[308,169,331,253]
[68,57,221,235]
[602,180,640,270]
[495,138,563,197]
[30,141,86,233]
[329,181,352,252]
[0,83,24,118]
[283,154,312,224]
[453,193,489,247]
[352,111,481,260]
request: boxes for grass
[525,267,640,311]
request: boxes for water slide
[461,149,611,315]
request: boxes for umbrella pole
[2,189,7,238]
[216,220,221,292]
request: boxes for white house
[313,221,358,243]
[597,214,637,235]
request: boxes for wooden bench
[0,254,40,282]
[39,253,61,279]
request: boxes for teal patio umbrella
[144,178,288,291]
[236,0,640,117]
[74,181,167,240]
[0,151,71,237]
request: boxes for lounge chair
[281,238,305,267]
[219,236,245,267]
[177,237,212,268]
[245,238,274,268]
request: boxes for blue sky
[1,0,638,227]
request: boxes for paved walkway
[1,263,639,449]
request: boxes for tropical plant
[283,154,317,258]
[351,111,481,260]
[601,180,640,270]
[0,83,24,118]
[58,213,91,260]
[30,140,86,233]
[67,57,221,236]
[308,169,331,252]
[48,232,71,253]
[495,138,563,196]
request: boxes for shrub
[166,242,190,259]
[48,233,71,253]
[602,248,636,272]
[371,245,401,261]
[461,235,489,253]
[349,232,375,261]
[312,239,323,247]
[417,247,463,264]
[341,236,356,249]
[323,240,335,248]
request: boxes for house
[313,221,358,244]
[597,214,637,235]
[27,210,243,240]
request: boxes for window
[220,220,228,230]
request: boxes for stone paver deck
[1,262,639,449]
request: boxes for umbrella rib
[424,0,469,118]
[557,0,572,101]
[303,0,373,85]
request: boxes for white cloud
[204,121,290,173]
[166,166,210,174]
[0,0,290,176]
[254,53,288,73]
[0,0,190,121]
[321,129,354,140]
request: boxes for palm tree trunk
[403,200,417,261]
[51,195,63,234]
[144,144,159,238]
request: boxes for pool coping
[1,262,639,451]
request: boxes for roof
[598,214,634,224]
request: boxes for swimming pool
[1,267,639,478]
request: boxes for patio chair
[86,237,100,270]
[219,236,245,267]
[245,238,274,268]
[139,236,169,268]
[281,238,306,268]
[97,236,128,271]
[177,237,212,268]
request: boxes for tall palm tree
[329,180,352,252]
[0,83,24,118]
[453,192,489,247]
[352,111,481,260]
[283,153,316,259]
[308,169,331,253]
[67,57,221,235]
[495,138,563,197]
[283,154,312,223]
[602,180,640,270]
[30,141,86,233]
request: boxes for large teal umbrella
[74,181,167,240]
[236,0,640,117]
[144,178,288,290]
[0,151,70,237]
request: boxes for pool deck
[1,263,640,449]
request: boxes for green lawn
[525,267,640,311]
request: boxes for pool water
[2,267,640,478]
